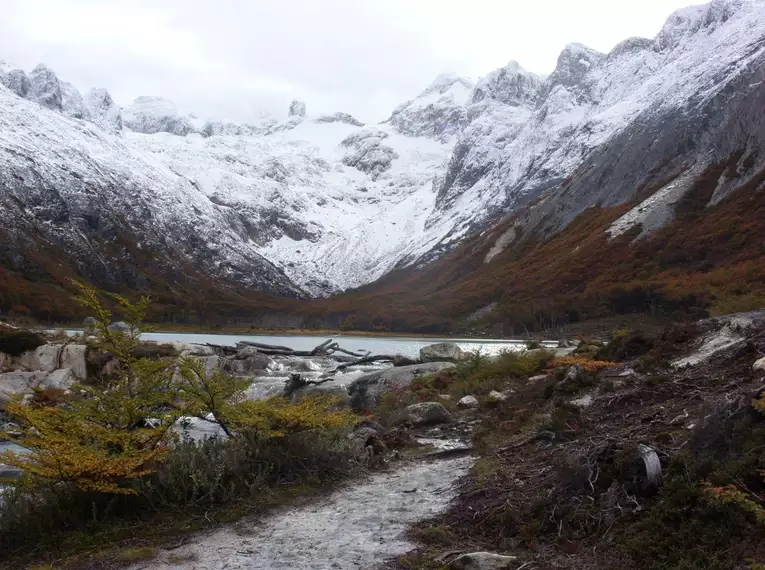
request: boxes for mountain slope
[0,77,306,311]
[1,0,764,327]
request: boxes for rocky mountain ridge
[1,0,764,321]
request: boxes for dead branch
[331,354,397,372]
[204,343,237,356]
[236,338,369,359]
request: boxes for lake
[140,332,553,357]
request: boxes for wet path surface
[130,454,471,570]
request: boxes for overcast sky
[0,0,695,122]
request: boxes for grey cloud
[0,0,695,123]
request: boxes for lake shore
[143,325,503,339]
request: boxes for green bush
[620,479,754,570]
[617,406,765,569]
[597,328,655,361]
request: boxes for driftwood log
[236,338,370,359]
[203,339,403,373]
[330,354,398,373]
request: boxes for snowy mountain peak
[422,73,474,97]
[656,0,750,50]
[0,63,30,99]
[314,112,364,126]
[123,96,195,136]
[28,64,63,110]
[471,60,542,107]
[84,87,123,131]
[288,100,307,118]
[385,73,474,141]
[543,43,605,94]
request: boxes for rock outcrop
[401,402,454,426]
[341,129,399,178]
[288,100,306,118]
[348,362,456,411]
[123,96,195,135]
[386,73,474,141]
[0,340,89,403]
[315,112,363,126]
[28,64,63,110]
[448,552,518,570]
[420,343,465,363]
[457,395,479,409]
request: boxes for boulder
[42,368,74,390]
[203,356,222,378]
[457,395,480,409]
[0,371,48,401]
[392,354,419,367]
[754,357,765,372]
[222,352,274,375]
[235,346,262,359]
[107,321,131,333]
[36,344,63,372]
[61,345,88,381]
[15,343,65,373]
[347,362,456,412]
[348,425,386,466]
[420,343,465,363]
[402,402,454,426]
[174,343,216,357]
[448,552,518,570]
[14,349,41,371]
[528,374,548,383]
[488,390,507,402]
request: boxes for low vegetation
[383,322,765,570]
[375,349,554,426]
[0,284,359,569]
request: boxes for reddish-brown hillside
[303,160,765,333]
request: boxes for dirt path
[129,454,471,570]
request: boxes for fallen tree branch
[331,354,397,372]
[235,338,368,359]
[204,343,237,356]
[237,340,295,352]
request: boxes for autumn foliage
[547,357,619,374]
[1,284,182,494]
[0,283,356,497]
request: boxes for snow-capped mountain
[1,0,764,304]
